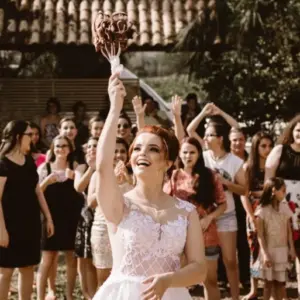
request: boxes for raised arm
[212,104,240,128]
[186,103,214,148]
[171,95,185,142]
[265,144,282,181]
[132,96,146,130]
[96,73,127,225]
[74,164,94,193]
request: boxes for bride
[93,73,207,300]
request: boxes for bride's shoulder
[174,197,195,213]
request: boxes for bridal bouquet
[93,11,135,73]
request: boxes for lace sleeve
[37,163,48,183]
[176,198,196,213]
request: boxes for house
[0,0,221,127]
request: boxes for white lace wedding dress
[93,197,195,300]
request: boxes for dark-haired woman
[241,132,273,300]
[72,101,89,147]
[187,103,240,149]
[36,135,84,300]
[265,114,300,294]
[0,120,54,300]
[117,111,132,145]
[165,137,226,300]
[188,107,245,300]
[59,117,86,165]
[28,122,48,167]
[229,127,251,288]
[40,98,61,147]
[202,122,245,300]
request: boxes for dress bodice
[108,198,195,278]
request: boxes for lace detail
[37,164,48,183]
[175,198,195,212]
[110,198,195,278]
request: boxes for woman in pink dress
[93,74,207,300]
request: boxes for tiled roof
[0,0,220,50]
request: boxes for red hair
[129,125,179,163]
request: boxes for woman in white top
[187,104,245,300]
[92,73,207,300]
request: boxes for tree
[176,0,300,134]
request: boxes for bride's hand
[141,273,172,300]
[108,73,127,112]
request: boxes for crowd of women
[0,73,300,300]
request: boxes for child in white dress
[255,177,295,300]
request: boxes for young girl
[256,177,295,300]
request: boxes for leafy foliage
[144,75,208,103]
[177,0,300,133]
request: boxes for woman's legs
[65,251,77,300]
[243,277,258,299]
[0,267,14,300]
[96,268,111,288]
[218,231,239,300]
[86,259,97,297]
[273,280,286,300]
[203,259,220,300]
[37,251,58,300]
[296,255,300,296]
[46,255,58,300]
[78,257,92,300]
[18,266,34,300]
[263,280,272,300]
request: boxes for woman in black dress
[0,120,54,300]
[36,135,84,300]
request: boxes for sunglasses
[118,124,130,129]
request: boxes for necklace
[211,151,228,161]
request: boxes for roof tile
[0,0,221,49]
